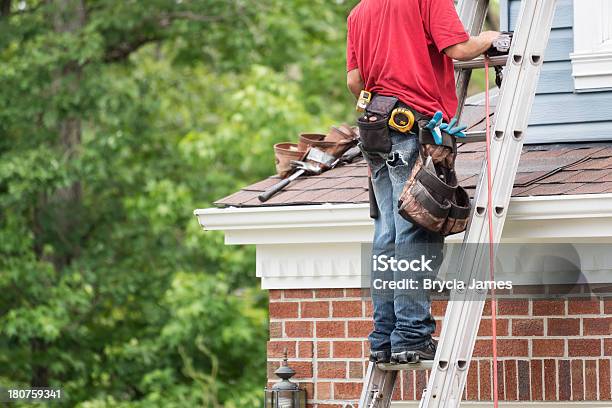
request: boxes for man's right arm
[443,31,500,61]
[347,69,364,99]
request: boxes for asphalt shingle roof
[215,142,612,208]
[214,94,612,208]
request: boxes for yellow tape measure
[388,108,415,133]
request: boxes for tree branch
[102,10,233,63]
[163,11,227,23]
[102,13,172,63]
[103,34,162,63]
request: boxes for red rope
[484,56,499,408]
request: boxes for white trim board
[194,194,612,289]
[196,194,612,245]
[570,0,612,91]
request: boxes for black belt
[366,94,429,122]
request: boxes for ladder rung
[377,361,434,371]
[454,55,508,70]
[462,130,486,143]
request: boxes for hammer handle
[368,175,379,219]
[258,170,305,202]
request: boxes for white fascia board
[507,193,612,220]
[195,194,612,245]
[196,203,370,231]
[196,203,373,245]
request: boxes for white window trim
[570,0,612,91]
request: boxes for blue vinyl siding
[500,0,612,144]
[507,0,573,29]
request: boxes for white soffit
[195,194,612,289]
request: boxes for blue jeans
[363,131,444,353]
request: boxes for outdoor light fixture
[264,350,306,408]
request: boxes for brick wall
[267,289,612,407]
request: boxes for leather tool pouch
[357,95,398,220]
[357,116,391,154]
[398,156,452,233]
[274,142,307,178]
[441,185,471,236]
[300,126,357,156]
[398,120,471,236]
[357,95,398,154]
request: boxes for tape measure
[388,107,415,133]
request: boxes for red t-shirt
[347,0,469,120]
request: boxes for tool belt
[357,95,425,154]
[357,94,471,236]
[274,142,307,178]
[398,115,471,236]
[274,124,358,178]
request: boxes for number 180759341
[3,388,63,402]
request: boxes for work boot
[391,339,437,364]
[369,349,391,364]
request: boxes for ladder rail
[358,1,558,407]
[420,1,558,407]
[454,0,490,121]
[421,240,490,406]
[358,362,398,408]
[418,1,492,401]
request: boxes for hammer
[258,146,361,202]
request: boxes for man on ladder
[346,0,499,365]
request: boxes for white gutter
[507,193,612,220]
[196,203,371,231]
[194,193,612,245]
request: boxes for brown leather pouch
[440,186,471,236]
[326,124,357,143]
[397,114,472,235]
[298,133,330,152]
[274,142,306,178]
[299,127,357,160]
[398,156,453,233]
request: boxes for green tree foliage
[0,0,499,406]
[0,0,359,406]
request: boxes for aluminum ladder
[358,0,558,406]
